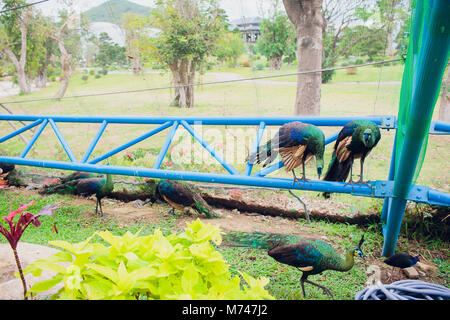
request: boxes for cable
[355,280,450,300]
[0,0,50,14]
[0,58,404,105]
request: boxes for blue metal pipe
[383,0,450,256]
[433,121,450,133]
[48,119,77,162]
[81,120,108,163]
[19,119,48,158]
[180,120,240,175]
[428,189,450,207]
[244,122,266,176]
[0,156,374,195]
[0,119,43,144]
[88,121,173,165]
[153,121,179,169]
[0,114,389,127]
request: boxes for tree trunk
[34,70,47,88]
[439,67,450,122]
[269,55,282,70]
[169,59,196,108]
[50,22,74,100]
[2,11,31,94]
[283,0,323,115]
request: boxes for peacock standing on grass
[323,120,381,198]
[144,179,218,218]
[74,173,114,217]
[223,231,365,299]
[39,171,102,195]
[247,121,325,188]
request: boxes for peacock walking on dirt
[247,121,325,188]
[39,171,102,195]
[223,231,365,299]
[323,120,381,198]
[144,179,218,218]
[74,173,114,216]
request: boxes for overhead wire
[0,58,403,105]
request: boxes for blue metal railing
[0,114,448,206]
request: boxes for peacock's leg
[95,199,99,215]
[292,170,302,189]
[303,279,334,300]
[356,157,371,187]
[343,156,357,191]
[98,199,103,217]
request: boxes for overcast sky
[35,0,276,21]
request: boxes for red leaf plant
[0,201,58,299]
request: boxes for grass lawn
[0,64,448,300]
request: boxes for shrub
[81,75,88,82]
[242,61,250,67]
[24,219,274,300]
[95,74,101,79]
[89,70,95,76]
[256,63,264,71]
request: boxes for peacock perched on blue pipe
[223,231,365,299]
[247,121,325,187]
[144,179,218,218]
[323,120,381,198]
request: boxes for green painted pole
[382,0,450,257]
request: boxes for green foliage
[24,219,274,300]
[215,32,246,67]
[254,14,296,67]
[148,0,226,68]
[94,32,126,68]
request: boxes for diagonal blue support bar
[252,161,285,177]
[325,131,340,145]
[180,120,240,175]
[153,121,179,169]
[244,122,266,176]
[19,119,48,158]
[88,121,173,165]
[48,119,77,162]
[81,120,108,163]
[0,119,43,144]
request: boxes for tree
[255,13,296,70]
[282,0,324,115]
[95,32,126,68]
[49,4,84,99]
[149,0,225,108]
[122,12,147,74]
[0,0,32,93]
[215,31,246,67]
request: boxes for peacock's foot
[293,176,312,189]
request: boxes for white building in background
[229,17,262,44]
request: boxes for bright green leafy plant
[24,219,274,300]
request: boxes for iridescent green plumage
[39,171,102,195]
[224,231,365,299]
[148,179,218,218]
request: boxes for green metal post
[382,0,450,256]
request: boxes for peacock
[323,120,381,198]
[247,121,325,188]
[144,179,218,218]
[223,231,365,299]
[383,253,420,282]
[74,173,114,216]
[0,163,15,185]
[39,171,102,195]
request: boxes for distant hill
[82,0,151,24]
